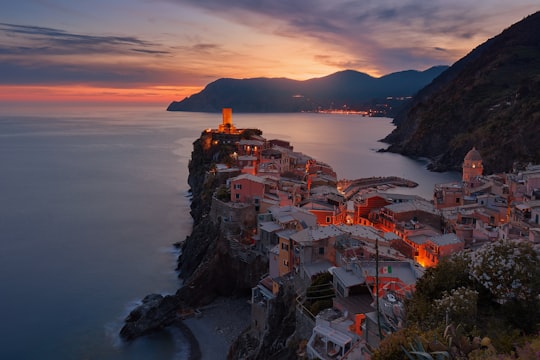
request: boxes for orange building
[354,194,391,224]
[301,199,347,226]
[416,233,464,267]
[218,108,238,134]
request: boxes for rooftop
[428,233,463,246]
[231,173,268,184]
[384,200,439,215]
[464,147,483,161]
[359,260,418,285]
[291,225,345,245]
[336,224,384,242]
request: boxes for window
[234,184,242,190]
[283,259,289,266]
[235,193,240,199]
[281,243,289,251]
[455,197,460,204]
[319,247,324,255]
[326,216,331,223]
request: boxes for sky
[0,0,538,104]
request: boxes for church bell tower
[462,147,483,183]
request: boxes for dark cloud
[0,59,149,85]
[192,43,220,51]
[0,23,165,55]
[0,57,201,86]
[131,48,171,55]
[166,0,516,72]
[0,23,175,85]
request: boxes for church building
[462,147,483,183]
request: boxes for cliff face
[384,11,540,173]
[121,130,267,340]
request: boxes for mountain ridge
[167,66,448,114]
[384,11,540,173]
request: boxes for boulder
[119,293,181,341]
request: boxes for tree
[433,287,478,329]
[468,239,540,333]
[406,255,472,329]
[469,239,540,303]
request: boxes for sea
[0,103,460,359]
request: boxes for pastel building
[230,174,268,206]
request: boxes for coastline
[181,297,251,359]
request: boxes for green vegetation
[304,272,335,316]
[386,12,540,173]
[375,240,540,359]
[215,185,230,201]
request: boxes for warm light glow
[0,85,203,104]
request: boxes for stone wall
[210,197,257,234]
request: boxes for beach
[181,297,251,359]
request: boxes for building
[230,173,268,206]
[379,200,441,237]
[218,108,238,134]
[302,199,347,226]
[417,233,464,267]
[354,193,392,224]
[434,182,464,209]
[462,147,483,183]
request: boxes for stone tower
[462,147,483,182]
[218,108,236,133]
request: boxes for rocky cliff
[384,11,540,173]
[120,131,268,341]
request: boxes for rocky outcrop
[383,11,540,173]
[120,294,182,341]
[120,130,267,341]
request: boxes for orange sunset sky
[1,1,538,105]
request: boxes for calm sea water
[0,104,459,359]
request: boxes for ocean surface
[0,104,459,359]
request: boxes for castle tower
[462,147,483,182]
[218,108,236,133]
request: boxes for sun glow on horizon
[0,85,203,105]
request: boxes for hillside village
[196,109,540,359]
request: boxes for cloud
[0,23,166,55]
[192,43,220,52]
[0,23,177,86]
[164,0,537,73]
